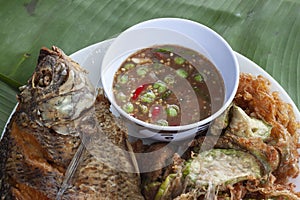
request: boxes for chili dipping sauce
[112,45,225,126]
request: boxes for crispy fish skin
[63,90,144,199]
[0,114,68,199]
[0,47,144,199]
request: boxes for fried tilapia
[0,46,144,200]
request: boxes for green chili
[176,69,188,78]
[153,80,167,93]
[164,74,175,85]
[167,107,177,117]
[136,66,149,76]
[194,73,203,82]
[154,47,173,53]
[122,102,134,113]
[139,104,148,114]
[124,63,135,70]
[141,90,156,103]
[156,119,168,126]
[166,105,179,117]
[118,74,129,84]
[174,56,185,65]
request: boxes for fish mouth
[32,46,69,91]
[32,65,54,88]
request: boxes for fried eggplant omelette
[0,46,144,199]
[136,74,300,200]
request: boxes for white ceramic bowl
[101,18,239,141]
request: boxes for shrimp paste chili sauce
[112,45,225,126]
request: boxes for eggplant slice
[139,95,300,200]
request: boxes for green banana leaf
[0,0,299,135]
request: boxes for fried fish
[0,46,144,200]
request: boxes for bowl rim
[101,17,239,132]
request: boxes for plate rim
[1,39,300,137]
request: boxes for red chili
[151,106,161,119]
[131,84,147,100]
[153,52,165,60]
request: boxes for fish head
[18,46,96,135]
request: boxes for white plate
[2,39,300,190]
